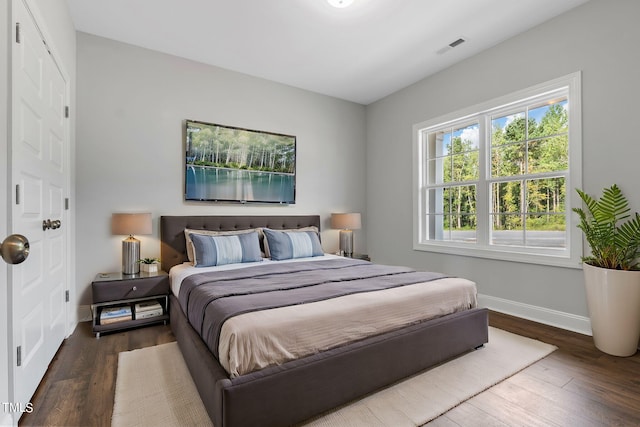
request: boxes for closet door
[10,0,69,406]
[0,1,11,425]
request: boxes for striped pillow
[184,228,265,263]
[189,231,262,267]
[261,226,319,258]
[262,228,324,261]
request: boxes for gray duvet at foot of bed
[171,294,489,427]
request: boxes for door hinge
[15,23,20,44]
[17,346,21,367]
[15,185,20,205]
[65,198,70,210]
[64,106,69,118]
[65,290,70,302]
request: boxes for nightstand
[341,253,371,261]
[91,271,170,338]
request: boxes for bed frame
[161,215,489,427]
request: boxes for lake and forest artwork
[185,120,296,204]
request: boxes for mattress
[170,255,478,378]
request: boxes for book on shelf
[100,305,132,319]
[135,308,164,319]
[135,300,162,313]
[100,314,132,324]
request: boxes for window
[413,73,582,268]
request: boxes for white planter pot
[140,263,158,273]
[583,263,640,357]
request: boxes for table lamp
[111,213,152,274]
[331,213,361,257]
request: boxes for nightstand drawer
[92,272,169,303]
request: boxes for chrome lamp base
[339,229,354,257]
[122,235,140,275]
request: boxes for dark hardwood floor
[19,322,175,427]
[432,313,640,427]
[19,312,640,426]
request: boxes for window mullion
[476,115,490,246]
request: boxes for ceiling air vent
[436,37,466,55]
[449,38,466,48]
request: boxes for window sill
[413,241,582,269]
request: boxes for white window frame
[412,72,582,268]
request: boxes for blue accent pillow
[190,231,262,267]
[263,228,324,261]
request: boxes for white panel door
[11,0,68,406]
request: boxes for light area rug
[112,327,556,427]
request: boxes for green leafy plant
[138,257,159,264]
[573,184,640,270]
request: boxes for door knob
[0,234,30,265]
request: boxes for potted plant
[138,257,160,273]
[573,184,640,356]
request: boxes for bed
[161,215,488,427]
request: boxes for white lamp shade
[331,213,361,230]
[111,213,152,236]
[112,213,152,275]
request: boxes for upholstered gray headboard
[160,215,321,271]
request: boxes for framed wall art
[185,120,296,204]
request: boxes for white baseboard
[478,293,592,336]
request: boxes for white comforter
[170,255,477,378]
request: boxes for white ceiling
[66,0,589,105]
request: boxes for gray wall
[365,0,640,331]
[76,33,366,308]
[75,0,639,331]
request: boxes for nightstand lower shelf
[91,295,169,338]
